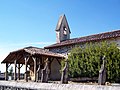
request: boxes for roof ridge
[45,29,120,48]
[24,46,43,49]
[70,29,120,40]
[55,14,65,31]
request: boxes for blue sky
[0,0,120,72]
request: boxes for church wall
[49,37,120,55]
[49,45,75,55]
[50,59,61,80]
[112,37,120,47]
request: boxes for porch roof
[1,46,64,64]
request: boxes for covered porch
[1,46,64,82]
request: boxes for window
[63,27,67,35]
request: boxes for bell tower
[55,14,71,43]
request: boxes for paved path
[0,80,120,90]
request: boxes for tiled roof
[2,46,64,63]
[23,47,64,57]
[45,30,120,48]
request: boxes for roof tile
[45,30,120,48]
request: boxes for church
[2,15,120,82]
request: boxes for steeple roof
[55,14,71,33]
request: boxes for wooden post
[14,60,17,81]
[18,64,20,80]
[98,55,106,85]
[61,54,69,84]
[5,63,8,81]
[34,58,37,82]
[36,58,41,82]
[32,57,37,82]
[61,60,68,84]
[49,58,53,78]
[24,57,28,82]
[41,58,49,83]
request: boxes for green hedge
[64,42,120,82]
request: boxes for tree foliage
[66,42,120,82]
[8,66,13,76]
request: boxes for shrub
[63,42,120,82]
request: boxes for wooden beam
[5,63,8,81]
[18,64,20,80]
[20,64,23,68]
[15,64,23,80]
[14,60,17,81]
[41,58,49,83]
[61,60,68,84]
[32,57,37,82]
[24,56,29,82]
[16,64,23,69]
[56,58,61,65]
[8,64,11,68]
[25,57,27,82]
[36,58,41,82]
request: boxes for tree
[62,41,120,83]
[8,66,13,76]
